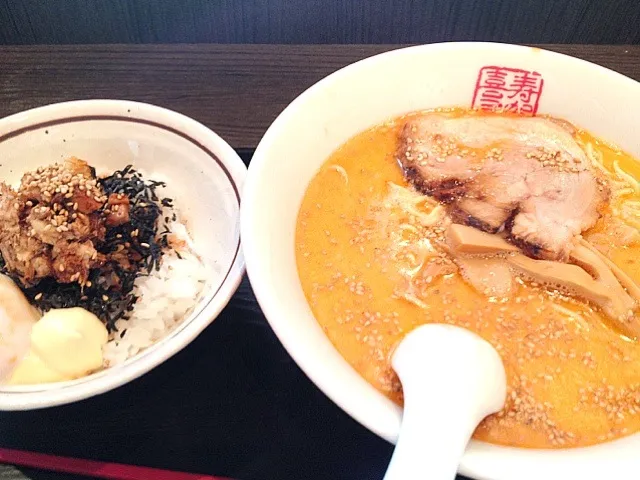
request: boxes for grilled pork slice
[398,113,609,261]
[0,158,109,286]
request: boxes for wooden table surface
[1,44,639,150]
[0,44,638,480]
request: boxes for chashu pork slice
[398,113,609,261]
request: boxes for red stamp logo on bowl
[471,66,544,115]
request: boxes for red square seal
[471,66,544,115]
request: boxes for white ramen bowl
[242,43,640,479]
[0,99,245,410]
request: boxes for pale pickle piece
[446,223,518,255]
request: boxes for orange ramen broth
[295,109,640,449]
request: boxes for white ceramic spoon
[383,324,507,480]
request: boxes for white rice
[102,218,210,367]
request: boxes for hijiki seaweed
[0,165,174,332]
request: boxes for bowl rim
[0,99,246,409]
[242,42,640,479]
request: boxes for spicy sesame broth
[295,108,640,449]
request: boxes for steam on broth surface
[295,108,640,449]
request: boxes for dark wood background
[0,44,637,150]
[1,0,639,45]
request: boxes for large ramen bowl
[242,43,640,479]
[0,100,245,409]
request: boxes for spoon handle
[383,324,506,480]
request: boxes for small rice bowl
[0,99,245,410]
